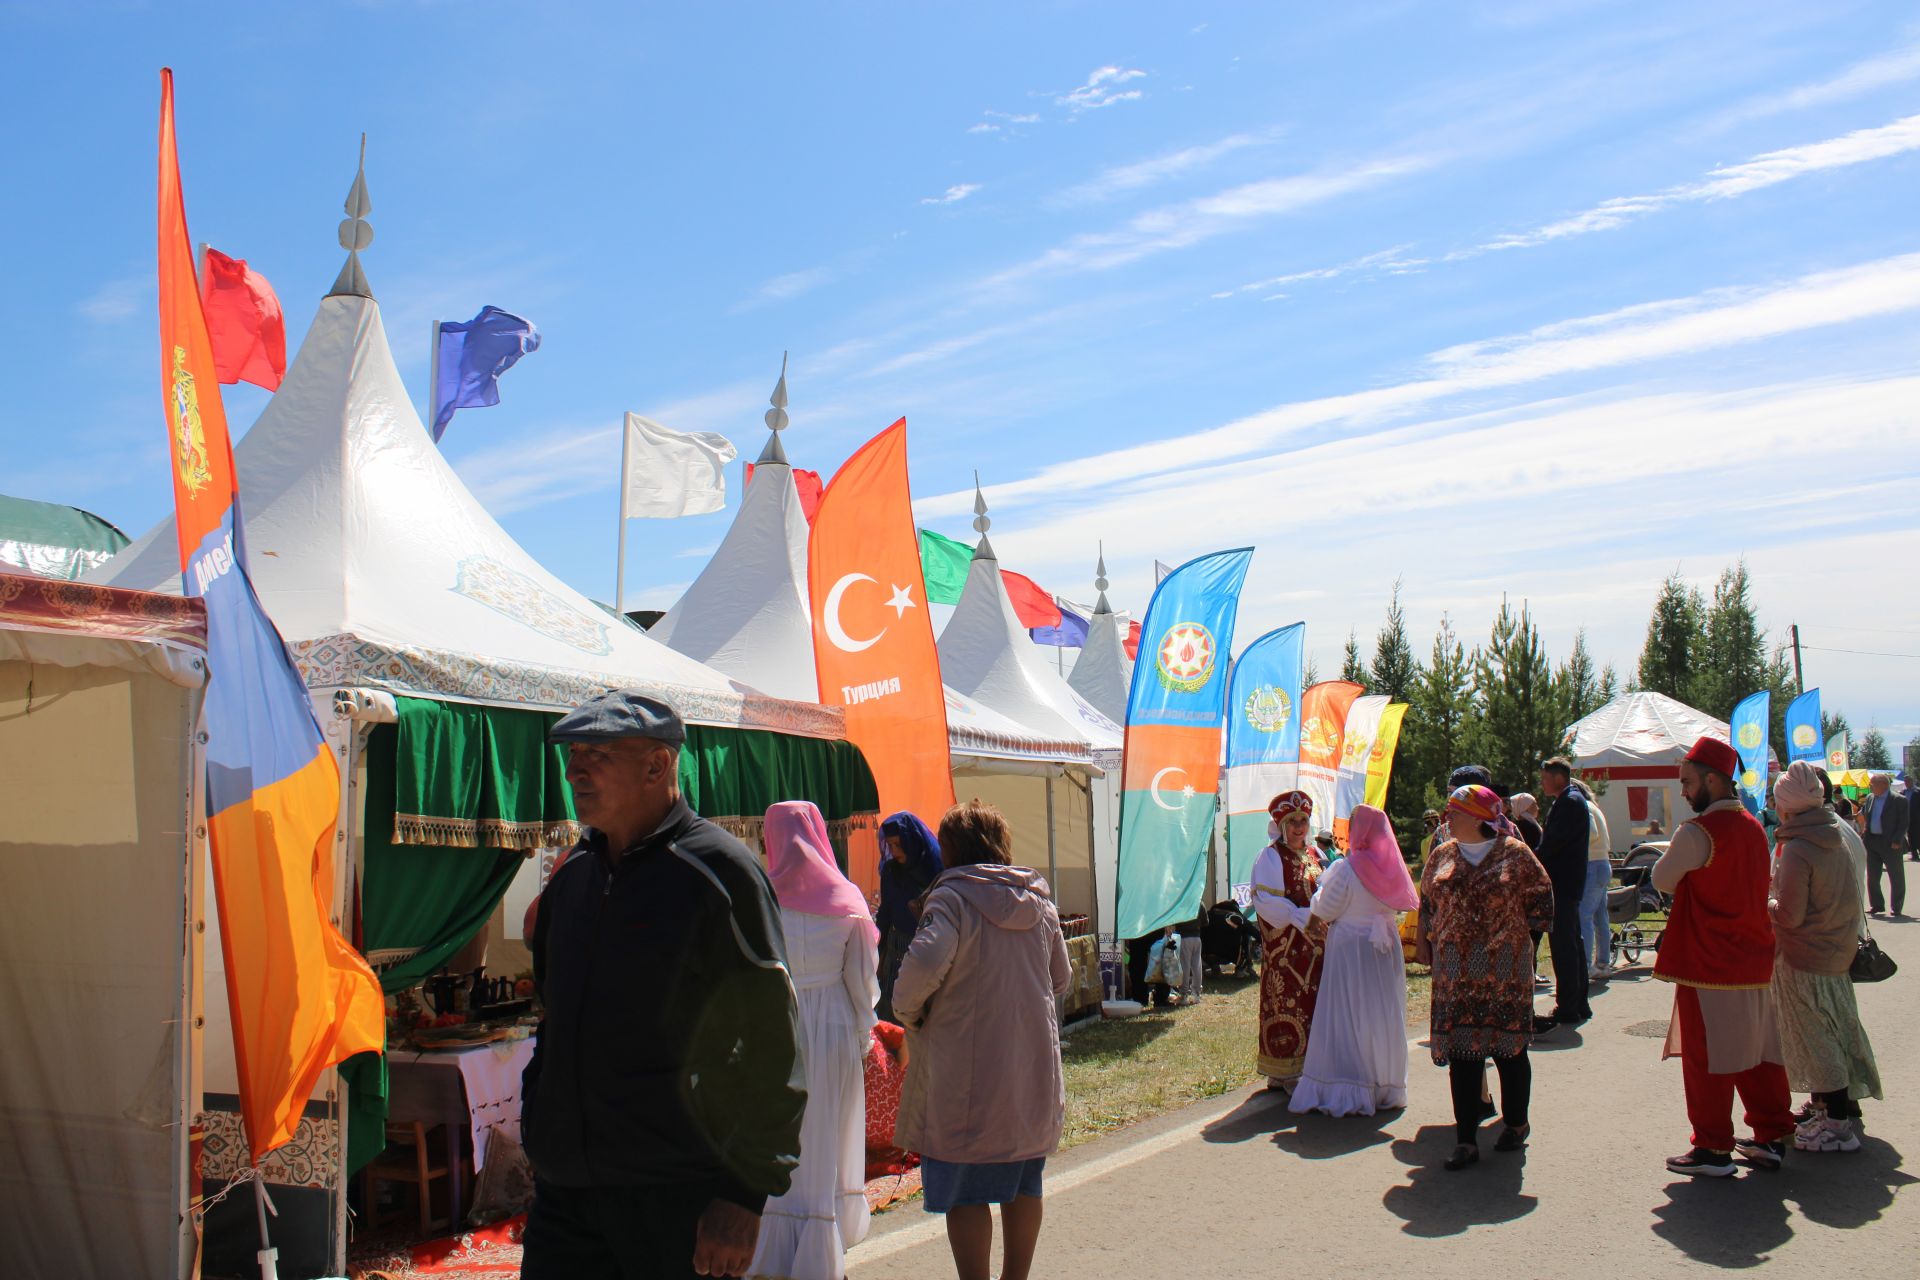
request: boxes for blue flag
[1785,688,1823,764]
[1223,622,1305,902]
[1030,599,1090,648]
[432,305,540,441]
[1730,691,1770,813]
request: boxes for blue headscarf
[877,811,943,938]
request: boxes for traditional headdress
[1268,790,1313,820]
[1684,735,1740,780]
[1347,805,1419,912]
[1446,783,1514,837]
[765,801,878,943]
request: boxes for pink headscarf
[765,801,878,943]
[1346,805,1419,912]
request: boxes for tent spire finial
[970,472,996,560]
[757,351,791,465]
[1093,542,1112,615]
[327,134,375,300]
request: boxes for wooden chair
[360,1120,449,1235]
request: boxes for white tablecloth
[408,1036,535,1171]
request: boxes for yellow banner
[1362,703,1408,810]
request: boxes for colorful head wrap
[1347,805,1419,912]
[1268,790,1313,820]
[765,801,878,944]
[1446,784,1515,838]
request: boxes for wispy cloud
[1474,112,1920,253]
[733,264,835,311]
[968,109,1040,137]
[79,275,146,324]
[922,183,982,206]
[985,154,1436,287]
[968,123,1000,135]
[1211,244,1427,299]
[1056,66,1147,114]
[1056,132,1266,204]
[927,251,1920,516]
[1715,44,1920,129]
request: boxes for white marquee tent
[1565,690,1730,851]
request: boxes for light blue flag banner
[1730,690,1770,813]
[432,305,541,441]
[1114,548,1254,940]
[1222,622,1305,904]
[1786,688,1823,764]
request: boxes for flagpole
[426,321,442,440]
[614,415,631,617]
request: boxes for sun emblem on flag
[1791,724,1818,749]
[1243,684,1292,733]
[1736,722,1764,750]
[1156,622,1216,694]
[170,346,213,499]
[1741,767,1760,789]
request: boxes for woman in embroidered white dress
[1289,804,1418,1117]
[750,802,881,1280]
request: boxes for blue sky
[9,2,1920,743]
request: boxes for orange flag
[1296,680,1363,835]
[809,419,955,829]
[160,70,382,1161]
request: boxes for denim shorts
[920,1156,1047,1213]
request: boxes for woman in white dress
[1289,804,1418,1117]
[750,801,881,1280]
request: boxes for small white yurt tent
[1565,690,1730,851]
[1063,550,1134,957]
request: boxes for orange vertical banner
[1296,680,1363,835]
[809,419,956,829]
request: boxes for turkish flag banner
[809,419,955,826]
[198,246,287,390]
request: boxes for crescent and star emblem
[823,573,918,653]
[1149,765,1198,812]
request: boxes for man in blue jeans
[1580,793,1614,975]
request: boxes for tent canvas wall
[1565,690,1730,851]
[0,571,208,1279]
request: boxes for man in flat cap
[520,690,805,1279]
[1651,735,1793,1178]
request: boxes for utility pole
[1790,623,1804,691]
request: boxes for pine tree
[1857,729,1892,769]
[1553,629,1605,730]
[1369,579,1421,703]
[1468,597,1559,789]
[1637,572,1703,700]
[1598,663,1619,704]
[1303,654,1322,687]
[1822,710,1851,744]
[1693,561,1768,718]
[1403,613,1476,821]
[1341,629,1368,686]
[1762,646,1799,769]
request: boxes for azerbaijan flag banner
[1223,622,1305,904]
[1114,548,1253,940]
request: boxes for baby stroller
[1606,881,1651,968]
[1202,900,1260,977]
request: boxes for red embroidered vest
[1653,806,1775,990]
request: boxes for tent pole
[426,322,442,440]
[1045,775,1058,894]
[614,415,631,616]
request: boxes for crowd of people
[508,686,1891,1279]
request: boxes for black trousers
[1449,1052,1531,1144]
[1547,881,1590,1021]
[1865,838,1906,914]
[522,1177,724,1280]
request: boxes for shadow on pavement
[1272,1110,1399,1160]
[1200,1092,1297,1144]
[1530,1026,1585,1052]
[1380,1124,1537,1237]
[1789,1134,1915,1230]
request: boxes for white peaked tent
[1064,552,1134,955]
[1565,690,1730,851]
[937,492,1122,928]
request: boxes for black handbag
[1850,932,1897,983]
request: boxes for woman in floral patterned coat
[1251,791,1327,1090]
[1415,784,1554,1171]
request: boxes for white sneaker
[1794,1116,1861,1152]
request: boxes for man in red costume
[1652,736,1796,1177]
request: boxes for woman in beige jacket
[893,800,1071,1280]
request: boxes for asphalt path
[851,913,1919,1278]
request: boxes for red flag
[809,420,955,829]
[198,246,287,391]
[999,569,1062,629]
[1125,620,1142,660]
[744,463,825,523]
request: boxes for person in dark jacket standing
[521,690,806,1280]
[1536,758,1592,1024]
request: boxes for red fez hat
[1684,735,1740,778]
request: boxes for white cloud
[922,183,982,206]
[986,154,1435,286]
[927,251,1920,515]
[1717,44,1920,128]
[79,276,146,323]
[1056,65,1147,113]
[733,265,834,311]
[1213,244,1426,299]
[1477,112,1920,252]
[1057,132,1265,203]
[967,123,1000,135]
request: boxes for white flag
[621,412,737,518]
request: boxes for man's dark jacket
[522,799,806,1211]
[1537,782,1592,895]
[1867,789,1910,854]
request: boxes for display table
[1063,934,1103,1019]
[385,1035,535,1228]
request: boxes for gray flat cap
[549,689,685,745]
